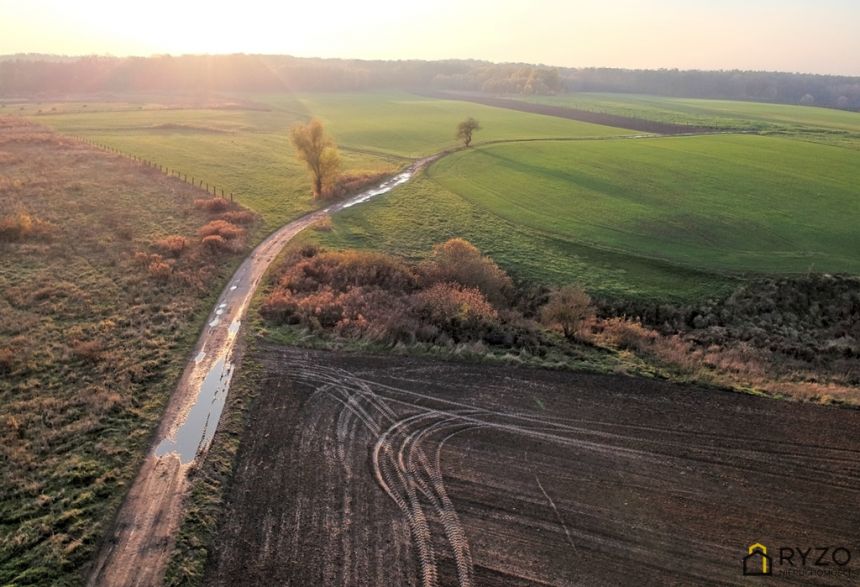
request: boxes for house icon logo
[744,543,772,576]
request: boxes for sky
[1,0,859,76]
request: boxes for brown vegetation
[193,197,231,212]
[0,117,256,585]
[261,240,858,405]
[0,210,54,242]
[540,285,592,339]
[261,241,537,348]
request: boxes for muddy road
[207,345,860,586]
[87,160,434,587]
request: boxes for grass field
[522,93,860,148]
[28,91,860,300]
[31,92,633,232]
[306,133,860,299]
[0,119,251,585]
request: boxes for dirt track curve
[207,346,860,587]
[86,159,435,587]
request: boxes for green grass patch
[34,92,633,234]
[307,133,859,300]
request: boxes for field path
[86,156,437,587]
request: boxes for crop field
[29,92,632,232]
[523,93,860,133]
[205,344,860,586]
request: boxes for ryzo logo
[744,543,772,576]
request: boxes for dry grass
[0,117,256,585]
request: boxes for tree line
[1,54,857,109]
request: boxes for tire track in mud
[87,157,437,587]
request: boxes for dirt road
[86,160,434,586]
[207,345,860,586]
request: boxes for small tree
[456,117,481,147]
[540,285,592,340]
[289,119,341,197]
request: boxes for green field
[30,91,860,300]
[522,93,860,148]
[34,92,632,231]
[307,134,860,299]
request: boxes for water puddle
[209,318,220,328]
[154,356,235,464]
[340,171,412,209]
[228,319,241,336]
[194,351,206,363]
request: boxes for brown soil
[207,344,860,586]
[421,91,719,135]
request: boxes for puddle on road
[154,356,235,464]
[340,171,411,209]
[228,319,241,336]
[194,351,206,363]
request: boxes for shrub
[218,210,255,225]
[421,238,512,304]
[147,259,173,281]
[0,210,53,242]
[276,250,417,295]
[153,235,190,258]
[202,234,229,253]
[540,285,592,339]
[198,220,244,241]
[411,282,499,340]
[193,197,230,212]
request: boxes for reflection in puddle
[154,356,234,464]
[340,172,412,209]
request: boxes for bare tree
[289,119,341,197]
[540,285,592,339]
[456,117,481,147]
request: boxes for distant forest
[1,54,858,109]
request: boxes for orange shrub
[0,210,53,242]
[193,197,230,212]
[153,235,190,258]
[411,282,498,333]
[421,238,512,304]
[198,220,244,241]
[218,210,255,225]
[147,259,173,281]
